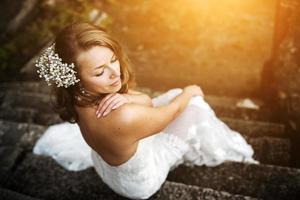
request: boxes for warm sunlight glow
[121,0,276,96]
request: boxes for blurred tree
[0,0,111,82]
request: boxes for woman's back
[75,103,139,167]
[33,88,258,199]
[73,86,197,167]
[34,22,237,199]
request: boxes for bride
[33,22,258,199]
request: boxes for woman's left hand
[96,93,131,118]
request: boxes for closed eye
[96,71,104,76]
[95,55,118,76]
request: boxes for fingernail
[96,111,98,115]
[97,113,101,118]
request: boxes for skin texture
[76,46,152,117]
[74,46,153,166]
[76,46,123,94]
[73,46,203,167]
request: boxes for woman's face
[76,46,122,94]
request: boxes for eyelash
[95,56,118,76]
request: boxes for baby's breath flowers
[35,43,80,88]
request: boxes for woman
[33,22,258,199]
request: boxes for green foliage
[0,0,111,81]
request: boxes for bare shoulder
[75,104,133,147]
[127,89,143,95]
[104,103,138,128]
[109,103,153,123]
[76,103,134,132]
[89,103,136,134]
[127,88,151,97]
[105,102,179,141]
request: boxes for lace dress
[33,88,259,199]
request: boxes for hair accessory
[35,43,80,88]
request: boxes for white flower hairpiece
[35,43,80,88]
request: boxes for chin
[113,86,122,92]
[112,83,122,89]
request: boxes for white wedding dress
[33,88,259,199]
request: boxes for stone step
[0,119,291,179]
[5,152,298,200]
[0,120,46,184]
[0,108,291,166]
[0,81,277,122]
[222,117,285,137]
[0,120,46,150]
[156,182,258,200]
[0,146,24,186]
[207,103,277,123]
[0,103,286,138]
[203,94,265,108]
[0,80,294,199]
[245,136,290,167]
[0,81,264,105]
[2,153,258,200]
[0,187,42,200]
[0,119,294,198]
[167,162,300,200]
[0,91,53,112]
[0,107,62,126]
[0,81,50,94]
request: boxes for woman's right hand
[183,85,204,97]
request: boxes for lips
[110,79,120,86]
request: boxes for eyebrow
[93,54,116,71]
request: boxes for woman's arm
[95,89,153,118]
[103,89,193,141]
[124,89,153,107]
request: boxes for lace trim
[92,143,141,170]
[91,134,158,171]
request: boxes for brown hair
[50,22,136,123]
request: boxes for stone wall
[261,0,300,167]
[0,0,39,43]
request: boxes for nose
[107,64,120,79]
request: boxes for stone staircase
[0,81,299,200]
